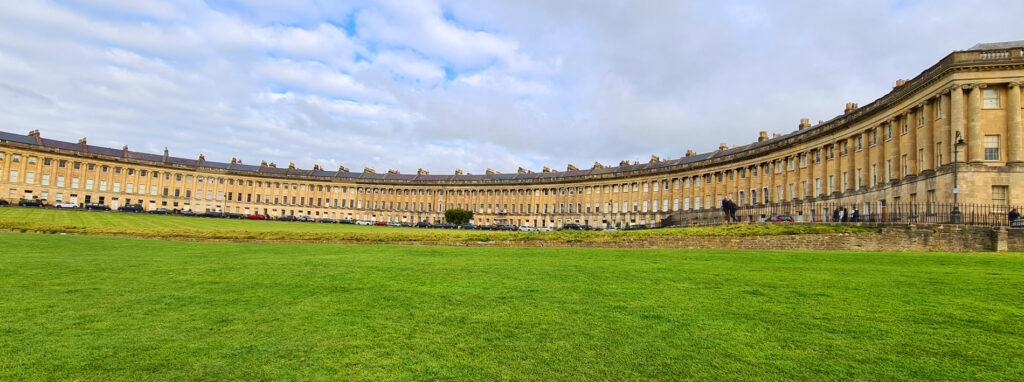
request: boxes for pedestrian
[841,208,848,223]
[831,209,840,222]
[721,197,731,223]
[850,208,860,222]
[1009,208,1020,224]
[728,198,739,222]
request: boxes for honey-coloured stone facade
[3,42,1024,228]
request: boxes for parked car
[18,199,43,207]
[246,214,267,220]
[84,203,110,211]
[0,199,9,206]
[118,204,144,213]
[767,215,794,223]
[337,219,355,224]
[559,223,583,231]
[625,225,648,230]
[53,201,78,208]
[536,227,553,232]
[433,223,457,229]
[415,221,431,228]
[374,221,387,226]
[148,208,169,214]
[519,226,537,232]
[460,223,477,230]
[277,215,298,221]
[200,211,224,218]
[497,224,518,231]
[221,212,242,219]
[603,226,620,232]
[398,222,412,227]
[355,220,373,226]
[581,225,596,231]
[180,210,197,216]
[476,225,495,231]
[295,215,315,222]
[319,218,336,223]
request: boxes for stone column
[1008,82,1023,164]
[863,130,872,188]
[967,84,984,163]
[950,85,964,163]
[908,108,919,174]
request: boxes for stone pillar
[863,130,872,188]
[923,99,935,171]
[908,108,919,174]
[950,85,964,163]
[1008,82,1023,164]
[967,84,984,163]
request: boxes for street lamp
[951,131,967,224]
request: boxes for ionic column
[908,107,919,174]
[967,84,984,163]
[950,85,964,163]
[1008,82,1023,164]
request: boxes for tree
[445,208,473,225]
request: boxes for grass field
[1,232,1022,380]
[0,207,879,242]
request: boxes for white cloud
[2,0,1024,175]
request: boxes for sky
[0,1,1022,174]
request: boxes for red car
[246,214,267,220]
[374,221,387,226]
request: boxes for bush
[444,208,474,225]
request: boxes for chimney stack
[566,164,578,171]
[592,162,604,169]
[363,167,374,174]
[417,168,429,175]
[798,118,811,130]
[517,167,527,174]
[685,150,695,157]
[649,155,659,163]
[455,169,463,175]
[758,131,769,142]
[485,168,497,175]
[718,143,728,151]
[28,130,42,145]
[78,137,88,153]
[844,102,858,114]
[542,166,551,173]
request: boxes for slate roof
[0,131,36,145]
[969,41,1024,50]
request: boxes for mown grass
[0,233,1022,380]
[0,207,881,243]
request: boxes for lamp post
[951,131,967,224]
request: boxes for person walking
[728,198,739,222]
[721,197,731,223]
[1009,208,1020,224]
[832,209,841,222]
[840,208,848,223]
[850,208,861,222]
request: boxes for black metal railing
[663,202,1021,227]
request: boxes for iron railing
[661,202,1021,227]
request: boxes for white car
[53,202,78,208]
[518,226,537,232]
[355,220,373,226]
[536,227,553,232]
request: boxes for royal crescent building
[2,42,1024,227]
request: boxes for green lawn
[1,233,1022,380]
[0,207,879,243]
